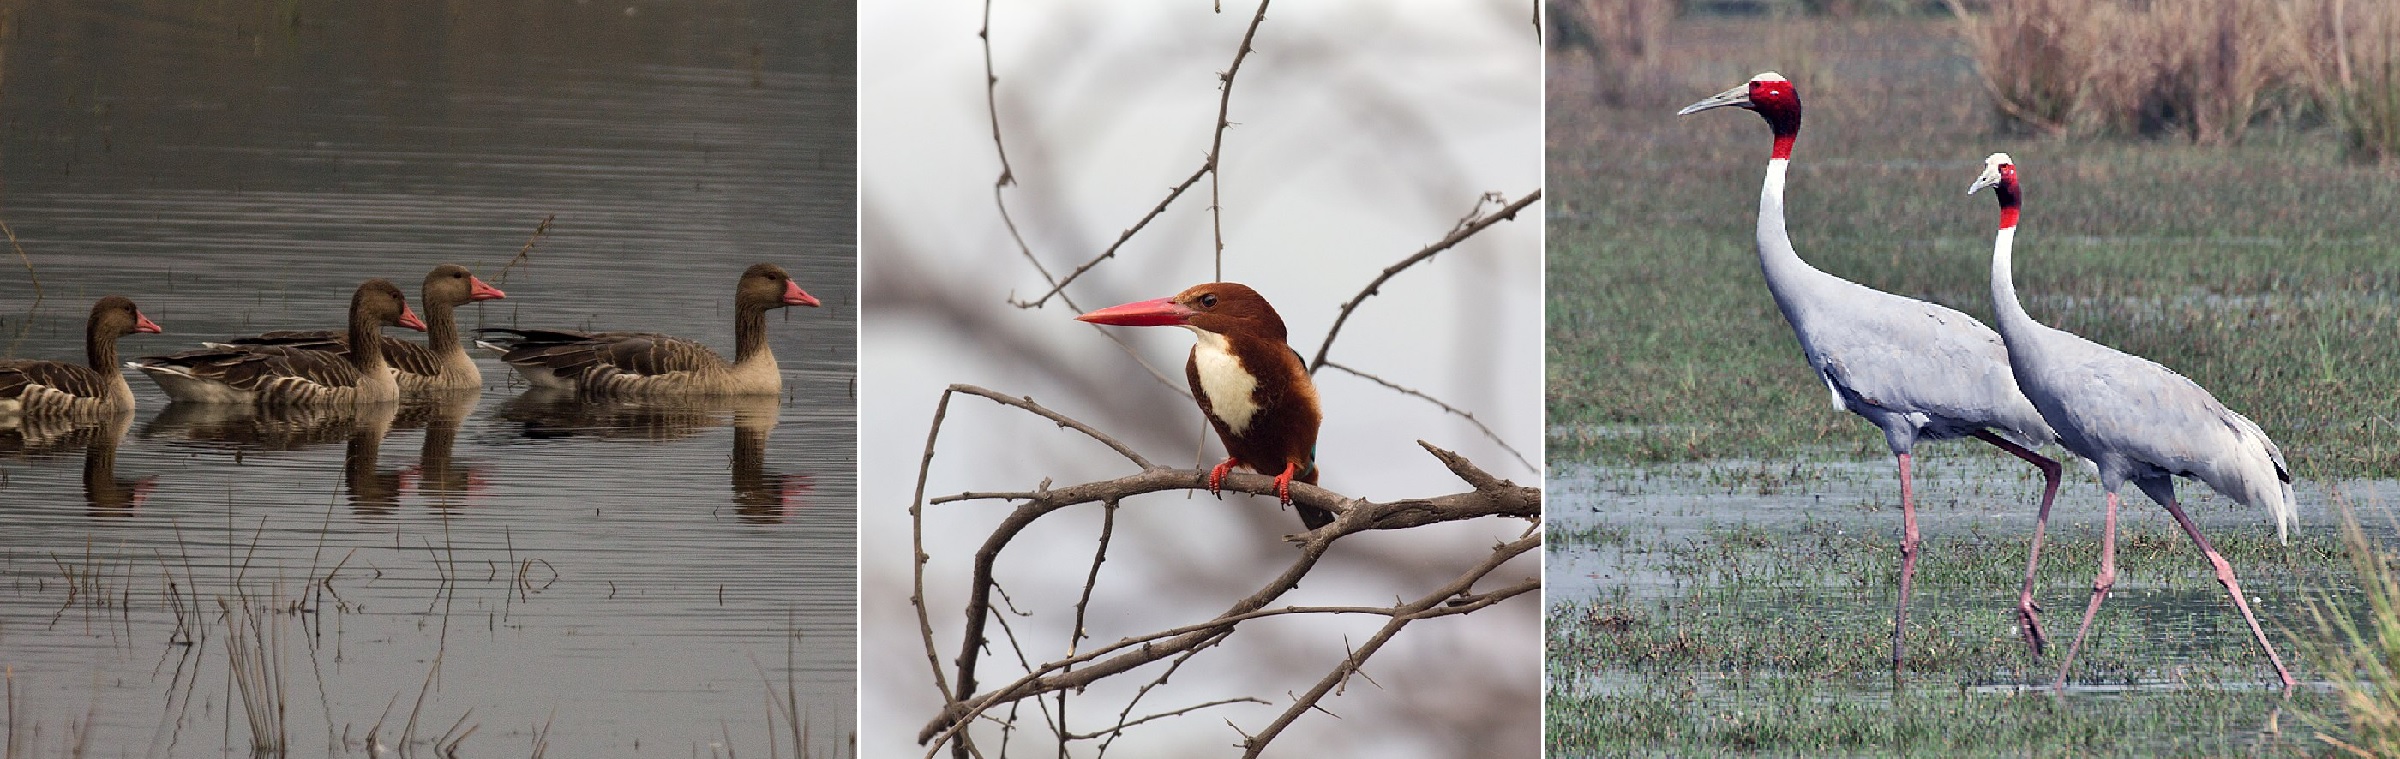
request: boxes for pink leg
[2156,495,2297,689]
[1975,431,2063,656]
[1892,452,1920,672]
[2055,491,2120,692]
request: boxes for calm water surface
[0,1,855,755]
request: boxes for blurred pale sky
[860,2,1542,756]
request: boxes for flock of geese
[0,262,821,417]
[1681,73,2296,690]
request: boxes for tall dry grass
[2291,0,2400,162]
[1954,0,2399,157]
[1549,0,1678,104]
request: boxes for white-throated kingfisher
[1078,283,1331,529]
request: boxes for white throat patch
[1188,328,1261,434]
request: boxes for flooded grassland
[1546,16,2400,756]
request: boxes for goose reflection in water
[1,409,156,517]
[493,389,810,522]
[140,399,450,516]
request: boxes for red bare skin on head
[1749,79,1803,160]
[1997,164,2022,229]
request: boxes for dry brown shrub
[2290,0,2400,163]
[1954,0,2338,145]
[1950,0,2096,134]
[1549,0,1678,105]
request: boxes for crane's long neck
[1757,158,1825,300]
[1988,205,2038,339]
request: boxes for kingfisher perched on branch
[1078,282,1331,530]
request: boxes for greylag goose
[0,296,163,418]
[132,279,427,405]
[476,263,819,396]
[208,264,504,393]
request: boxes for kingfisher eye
[1198,293,1218,308]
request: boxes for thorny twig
[1210,0,1272,282]
[1322,359,1535,475]
[910,384,1539,756]
[1308,189,1542,372]
[1006,0,1268,306]
[976,0,1189,396]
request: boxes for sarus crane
[1678,73,2065,671]
[1970,153,2296,691]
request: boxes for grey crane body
[1683,74,2066,671]
[1994,307,2292,520]
[1971,153,2295,691]
[1756,163,2057,456]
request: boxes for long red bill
[398,305,429,332]
[783,279,821,308]
[1076,297,1194,327]
[134,312,164,334]
[469,277,507,302]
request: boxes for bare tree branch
[1308,188,1542,372]
[1322,359,1536,476]
[1210,0,1273,282]
[1010,165,1209,310]
[912,382,1541,755]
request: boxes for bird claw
[1207,459,1236,500]
[1272,464,1297,506]
[2016,600,2048,657]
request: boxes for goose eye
[1199,293,1218,308]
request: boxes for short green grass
[1547,15,2400,756]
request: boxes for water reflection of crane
[492,389,809,522]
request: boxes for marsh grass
[218,596,289,755]
[1548,515,2352,754]
[2296,503,2400,755]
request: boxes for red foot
[1272,462,1297,505]
[1208,458,1237,499]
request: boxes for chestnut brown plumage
[1079,282,1329,529]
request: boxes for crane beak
[1677,84,1752,116]
[1968,166,2004,196]
[1076,296,1194,327]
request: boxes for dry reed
[1551,0,1678,104]
[1954,0,2397,155]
